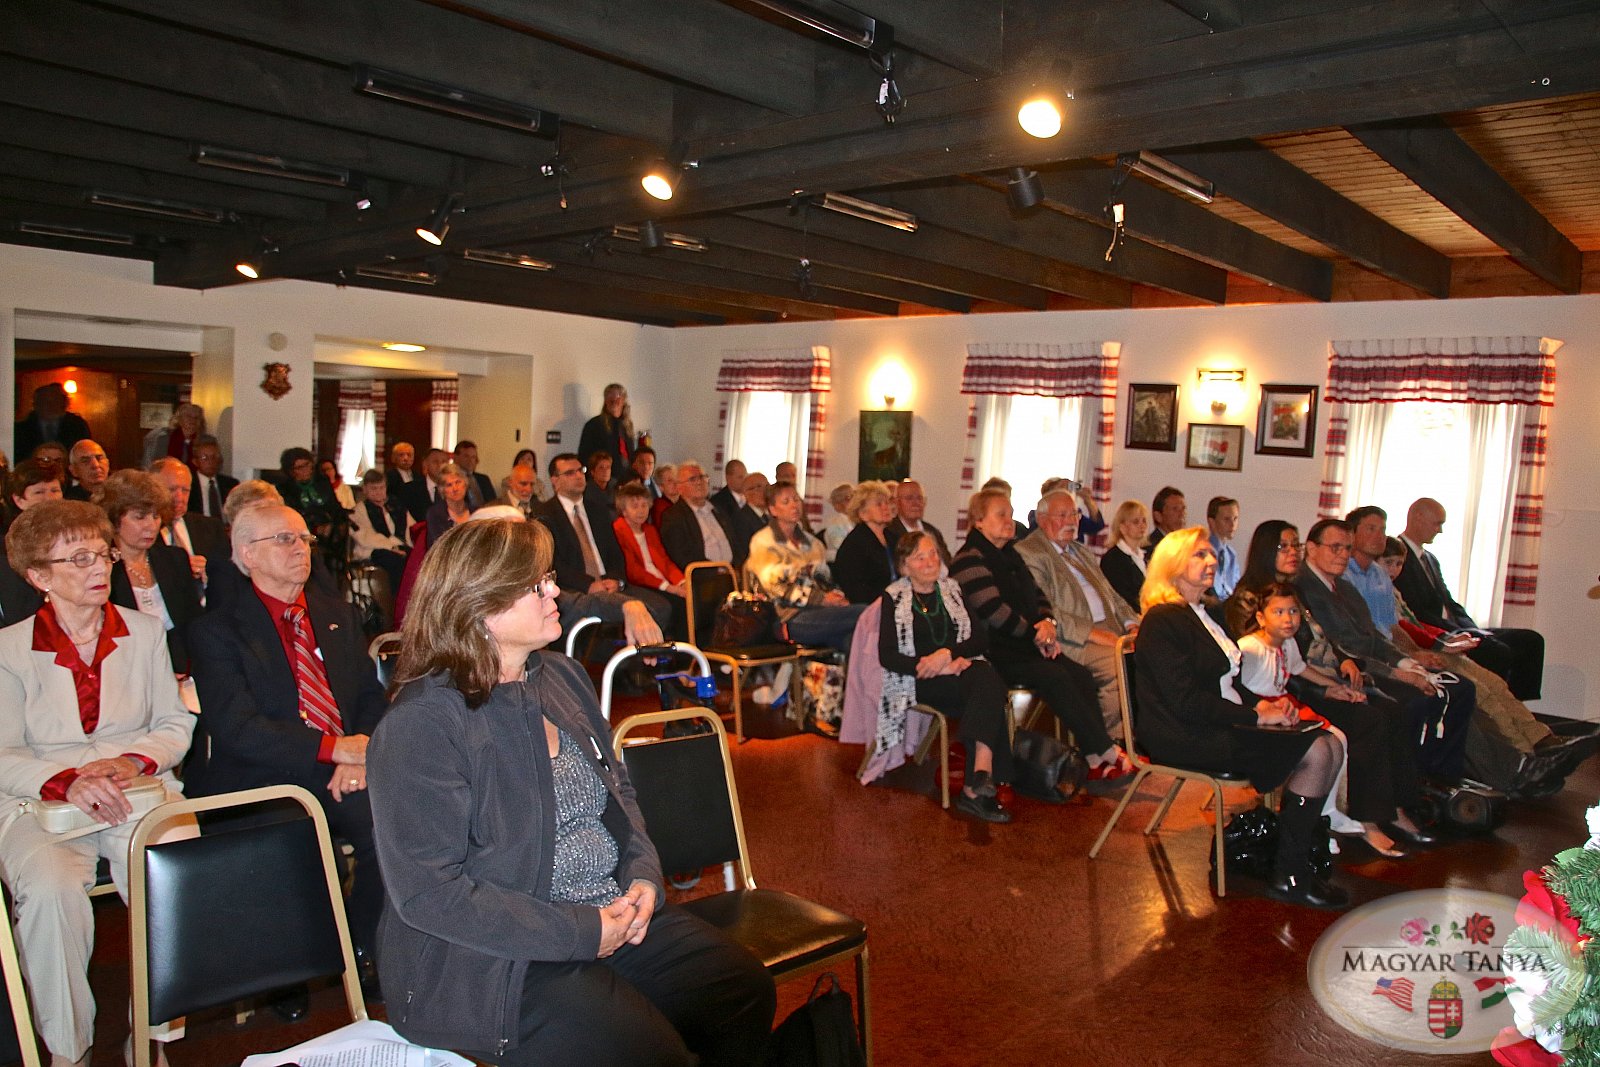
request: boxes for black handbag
[1211,806,1280,880]
[710,592,778,648]
[764,972,866,1067]
[1011,728,1087,801]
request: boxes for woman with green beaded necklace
[878,531,1015,823]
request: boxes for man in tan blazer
[1015,488,1139,738]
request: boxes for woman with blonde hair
[831,479,896,604]
[1135,527,1350,908]
[1098,498,1150,609]
[369,517,774,1065]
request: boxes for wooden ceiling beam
[92,0,676,141]
[1020,167,1333,300]
[0,191,222,244]
[1160,141,1452,298]
[1348,117,1583,294]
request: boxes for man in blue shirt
[1207,496,1241,600]
[1344,505,1399,630]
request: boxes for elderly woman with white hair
[819,482,855,564]
[141,402,205,468]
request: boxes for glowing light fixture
[416,194,461,246]
[462,248,554,271]
[62,379,78,395]
[814,193,917,232]
[382,342,427,353]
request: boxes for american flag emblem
[1371,977,1415,1012]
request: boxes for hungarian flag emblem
[1428,979,1463,1039]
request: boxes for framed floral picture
[1126,383,1179,451]
[1185,423,1244,471]
[1255,384,1319,457]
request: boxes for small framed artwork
[1185,423,1245,471]
[1125,383,1179,451]
[1255,383,1319,457]
[859,409,912,481]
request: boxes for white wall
[661,295,1600,719]
[0,245,662,480]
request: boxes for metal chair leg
[1089,766,1151,858]
[1212,781,1229,897]
[856,945,872,1066]
[1145,779,1183,834]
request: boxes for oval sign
[1307,888,1534,1054]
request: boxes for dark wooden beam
[1015,167,1333,300]
[0,57,469,190]
[842,0,1003,75]
[0,191,222,244]
[1159,141,1452,298]
[0,146,326,223]
[884,183,1228,303]
[1157,0,1245,32]
[693,213,1056,309]
[92,0,675,141]
[431,0,813,114]
[5,0,551,166]
[1348,117,1583,294]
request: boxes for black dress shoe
[954,789,1013,823]
[266,984,309,1022]
[354,945,383,1004]
[1267,872,1350,910]
[1381,820,1439,847]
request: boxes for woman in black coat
[831,480,896,604]
[578,383,637,474]
[1134,526,1349,908]
[1099,499,1152,609]
[101,469,204,675]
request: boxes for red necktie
[284,604,343,736]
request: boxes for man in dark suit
[708,459,759,567]
[401,448,447,525]
[453,440,497,511]
[884,478,950,563]
[188,504,387,994]
[13,381,91,459]
[534,452,670,638]
[660,460,738,572]
[0,556,42,625]
[152,456,231,601]
[1397,497,1546,700]
[384,441,417,501]
[62,440,109,502]
[187,435,237,521]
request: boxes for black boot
[1267,791,1350,909]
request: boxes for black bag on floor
[1210,806,1279,881]
[764,972,866,1067]
[1011,728,1086,801]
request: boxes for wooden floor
[74,701,1597,1067]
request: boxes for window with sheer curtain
[713,346,831,520]
[1318,336,1560,625]
[721,390,811,486]
[971,393,1093,510]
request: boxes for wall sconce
[62,378,78,395]
[868,360,913,411]
[1197,368,1246,415]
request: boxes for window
[335,407,376,483]
[722,390,810,483]
[972,393,1091,508]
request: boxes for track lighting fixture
[355,265,439,286]
[462,248,555,271]
[235,240,277,279]
[17,222,134,246]
[86,191,230,224]
[1016,63,1073,139]
[746,0,893,55]
[1006,167,1045,212]
[640,144,696,202]
[416,194,461,246]
[637,219,664,251]
[609,224,708,253]
[814,193,917,232]
[353,65,557,135]
[193,146,353,188]
[1118,151,1215,203]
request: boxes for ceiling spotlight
[382,341,427,353]
[355,265,439,286]
[194,146,353,188]
[235,238,279,279]
[462,248,555,271]
[640,143,696,202]
[86,191,230,224]
[814,192,917,232]
[609,224,709,253]
[1006,167,1045,212]
[353,65,557,135]
[1119,151,1215,204]
[1017,91,1069,139]
[17,222,135,246]
[416,194,461,246]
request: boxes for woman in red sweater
[612,483,687,640]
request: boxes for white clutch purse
[29,777,169,834]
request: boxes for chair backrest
[613,708,755,889]
[129,785,366,1050]
[684,561,737,643]
[1114,634,1143,759]
[0,886,41,1067]
[368,630,402,688]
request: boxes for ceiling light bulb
[417,194,460,246]
[382,342,426,353]
[1017,96,1063,139]
[63,379,78,395]
[235,261,261,279]
[641,169,677,202]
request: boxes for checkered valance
[429,379,459,413]
[960,341,1121,398]
[1326,336,1557,406]
[714,346,831,393]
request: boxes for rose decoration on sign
[1401,918,1429,946]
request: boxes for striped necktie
[283,604,343,736]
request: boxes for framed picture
[858,409,912,481]
[1185,423,1244,471]
[1255,383,1319,457]
[1125,383,1179,451]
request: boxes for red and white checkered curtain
[1318,336,1559,615]
[430,379,459,412]
[954,341,1121,537]
[715,346,831,521]
[371,380,387,463]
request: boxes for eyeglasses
[554,466,586,478]
[46,547,120,568]
[1314,541,1353,554]
[1276,541,1304,552]
[251,531,318,548]
[682,473,709,483]
[533,571,559,599]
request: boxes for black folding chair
[614,708,872,1062]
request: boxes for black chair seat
[705,642,798,661]
[682,888,867,976]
